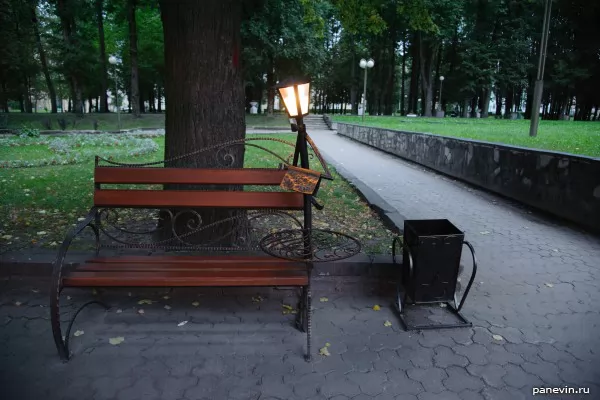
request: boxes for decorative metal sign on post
[392,219,478,330]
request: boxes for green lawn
[1,112,290,131]
[332,115,600,158]
[0,133,393,254]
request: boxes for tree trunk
[418,33,438,117]
[266,58,275,116]
[96,0,109,113]
[0,81,8,112]
[157,85,162,112]
[128,0,141,117]
[408,32,419,114]
[160,0,245,244]
[481,86,491,118]
[462,98,469,118]
[400,31,407,115]
[350,51,358,115]
[31,0,57,113]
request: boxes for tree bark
[160,0,245,244]
[481,86,491,118]
[157,85,162,112]
[408,32,420,114]
[30,0,57,113]
[419,33,439,117]
[96,0,109,113]
[128,0,140,117]
[266,57,275,115]
[400,31,407,115]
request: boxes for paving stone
[521,361,561,385]
[342,349,379,372]
[320,376,361,398]
[347,371,387,396]
[91,376,133,400]
[385,370,424,396]
[313,354,353,374]
[407,367,447,393]
[369,333,405,351]
[458,389,485,400]
[442,366,485,392]
[485,348,524,366]
[374,350,414,372]
[454,344,489,365]
[260,378,294,399]
[481,387,527,400]
[155,376,198,400]
[417,391,461,400]
[117,377,161,400]
[501,364,543,389]
[433,346,469,368]
[504,343,541,363]
[290,373,326,398]
[417,331,456,349]
[466,364,506,388]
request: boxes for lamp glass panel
[278,86,298,117]
[298,82,310,115]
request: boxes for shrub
[93,119,99,130]
[15,127,41,138]
[57,118,68,131]
[41,118,53,130]
[0,113,7,129]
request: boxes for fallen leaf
[545,283,554,288]
[492,334,504,341]
[372,305,381,311]
[14,301,22,306]
[384,320,392,327]
[319,297,329,302]
[480,231,490,235]
[319,346,331,357]
[282,304,293,310]
[252,296,263,303]
[325,342,331,347]
[191,301,200,307]
[440,303,447,308]
[32,289,39,293]
[67,296,72,300]
[164,305,172,310]
[1,235,13,240]
[163,295,170,300]
[128,292,132,297]
[109,336,125,345]
[77,217,85,221]
[74,330,84,337]
[37,231,47,236]
[137,309,145,315]
[92,289,98,295]
[177,321,188,327]
[137,299,153,305]
[116,308,123,313]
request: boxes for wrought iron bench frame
[50,130,337,362]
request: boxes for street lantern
[359,58,374,121]
[277,78,310,120]
[438,75,445,114]
[108,55,121,131]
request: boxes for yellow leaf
[92,289,98,295]
[319,346,331,356]
[372,305,381,311]
[163,295,170,300]
[1,235,12,240]
[492,334,504,341]
[14,301,22,306]
[164,305,172,310]
[191,301,200,307]
[252,296,263,303]
[384,320,392,327]
[137,299,153,305]
[116,308,123,314]
[109,336,125,345]
[137,309,145,315]
[319,297,329,302]
[177,321,188,327]
[282,304,293,310]
[74,330,84,337]
[544,283,554,288]
[325,342,331,347]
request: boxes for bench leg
[50,284,69,361]
[305,287,312,362]
[296,287,308,333]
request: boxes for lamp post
[437,75,445,117]
[108,55,121,131]
[529,0,552,137]
[359,58,374,122]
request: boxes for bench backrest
[94,167,304,210]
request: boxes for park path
[309,129,600,379]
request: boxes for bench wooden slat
[63,270,308,287]
[94,190,304,209]
[77,261,306,272]
[95,167,287,185]
[86,255,295,264]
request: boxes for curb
[317,142,406,235]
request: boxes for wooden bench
[50,137,328,362]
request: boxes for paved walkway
[1,129,599,400]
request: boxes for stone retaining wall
[337,123,600,231]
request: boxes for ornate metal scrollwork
[259,229,361,262]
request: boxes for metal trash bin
[392,219,477,330]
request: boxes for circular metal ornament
[259,229,361,262]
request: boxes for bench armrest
[52,207,99,286]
